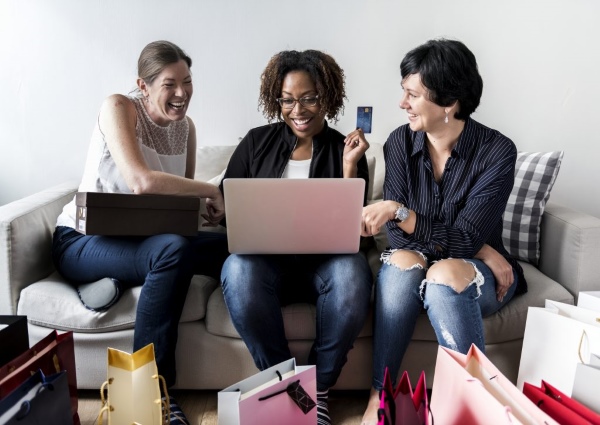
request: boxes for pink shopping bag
[377,367,429,425]
[430,344,559,425]
[218,358,316,425]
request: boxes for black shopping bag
[0,369,73,424]
[0,316,29,367]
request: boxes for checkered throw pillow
[502,151,564,265]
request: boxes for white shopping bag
[218,358,317,425]
[517,300,600,395]
[577,291,600,312]
[97,343,165,425]
[572,353,600,412]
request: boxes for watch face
[396,206,409,222]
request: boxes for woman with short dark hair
[360,39,526,424]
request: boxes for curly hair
[258,50,346,123]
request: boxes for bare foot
[360,387,380,425]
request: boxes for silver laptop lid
[223,178,365,254]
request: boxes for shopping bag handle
[258,379,300,401]
[257,378,317,414]
[578,330,588,364]
[97,379,113,425]
[97,374,179,425]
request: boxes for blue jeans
[221,253,373,391]
[372,258,518,390]
[52,226,229,388]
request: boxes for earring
[444,111,449,124]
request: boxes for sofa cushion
[17,271,218,332]
[205,262,572,345]
[366,155,376,201]
[194,145,238,182]
[367,142,384,201]
[503,151,564,265]
[205,287,374,340]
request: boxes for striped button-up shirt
[383,118,526,293]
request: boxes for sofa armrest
[538,202,600,301]
[0,182,77,314]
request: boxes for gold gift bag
[97,343,169,425]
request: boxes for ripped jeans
[371,256,518,390]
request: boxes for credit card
[357,106,372,133]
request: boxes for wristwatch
[393,204,410,223]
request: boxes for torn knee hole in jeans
[380,249,427,271]
[419,261,484,299]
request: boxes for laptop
[223,178,365,254]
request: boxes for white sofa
[2,142,599,390]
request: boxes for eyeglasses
[276,95,320,109]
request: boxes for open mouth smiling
[293,117,312,125]
[169,101,185,110]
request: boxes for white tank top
[56,96,189,229]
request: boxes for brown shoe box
[75,192,200,236]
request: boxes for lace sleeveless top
[56,96,189,228]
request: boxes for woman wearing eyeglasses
[219,50,373,425]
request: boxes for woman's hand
[202,187,225,226]
[343,128,370,165]
[361,201,397,236]
[476,244,514,301]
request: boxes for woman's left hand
[476,244,514,302]
[343,128,370,164]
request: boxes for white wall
[1,0,599,217]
